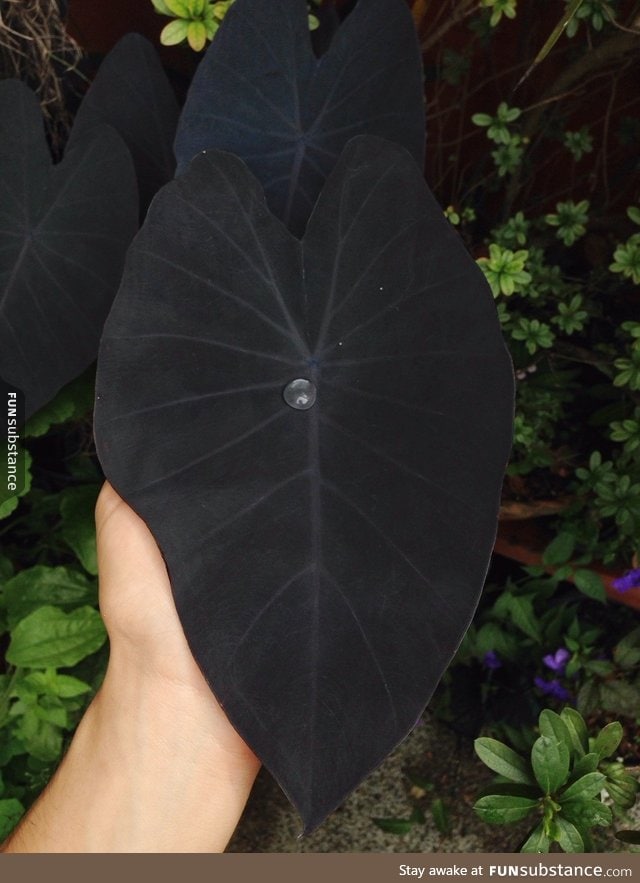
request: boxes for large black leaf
[94,136,514,831]
[0,80,138,419]
[173,0,425,236]
[70,34,180,216]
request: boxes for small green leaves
[511,318,555,355]
[472,102,521,144]
[372,805,425,835]
[572,569,606,603]
[154,0,318,51]
[480,0,518,28]
[552,294,588,335]
[610,409,640,453]
[531,734,570,794]
[543,532,575,566]
[610,235,640,285]
[160,18,190,45]
[521,822,550,853]
[614,349,640,391]
[157,0,232,50]
[559,771,605,802]
[477,245,531,297]
[560,708,588,758]
[474,738,534,785]
[475,793,539,824]
[552,816,584,852]
[6,605,106,668]
[565,0,612,38]
[2,566,97,628]
[0,799,25,842]
[59,485,100,575]
[545,200,590,246]
[594,721,623,759]
[563,128,593,161]
[474,707,635,853]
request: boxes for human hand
[2,483,260,853]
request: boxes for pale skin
[1,483,261,853]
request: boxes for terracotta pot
[494,518,640,612]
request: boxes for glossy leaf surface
[70,33,179,216]
[0,80,137,418]
[95,136,514,831]
[174,0,425,235]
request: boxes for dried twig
[0,0,83,150]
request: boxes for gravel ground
[228,716,526,853]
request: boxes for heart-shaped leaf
[0,80,138,418]
[174,0,425,235]
[94,136,514,831]
[70,34,180,216]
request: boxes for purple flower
[542,647,570,674]
[483,650,502,670]
[612,568,640,593]
[534,676,572,702]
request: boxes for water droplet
[283,378,317,411]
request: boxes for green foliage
[544,200,590,247]
[610,211,640,285]
[152,0,319,51]
[473,708,638,852]
[511,318,555,355]
[563,128,593,162]
[480,0,518,28]
[565,0,615,37]
[472,102,522,144]
[477,245,531,297]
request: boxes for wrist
[4,648,260,853]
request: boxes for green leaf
[598,681,640,718]
[164,0,190,15]
[372,816,417,834]
[3,566,97,628]
[506,593,542,642]
[543,532,575,566]
[560,772,606,802]
[569,752,600,782]
[474,738,535,785]
[613,627,640,669]
[21,670,92,699]
[561,797,612,829]
[0,553,13,582]
[187,19,207,50]
[594,722,623,759]
[560,708,588,758]
[531,735,570,794]
[474,794,539,824]
[551,816,584,853]
[577,680,601,717]
[59,485,100,575]
[160,19,189,45]
[0,449,32,518]
[521,822,550,853]
[606,780,638,810]
[431,798,451,835]
[24,393,74,439]
[615,830,640,845]
[0,798,24,841]
[539,710,573,757]
[628,207,640,226]
[6,605,106,668]
[23,369,95,438]
[572,569,606,603]
[151,0,173,14]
